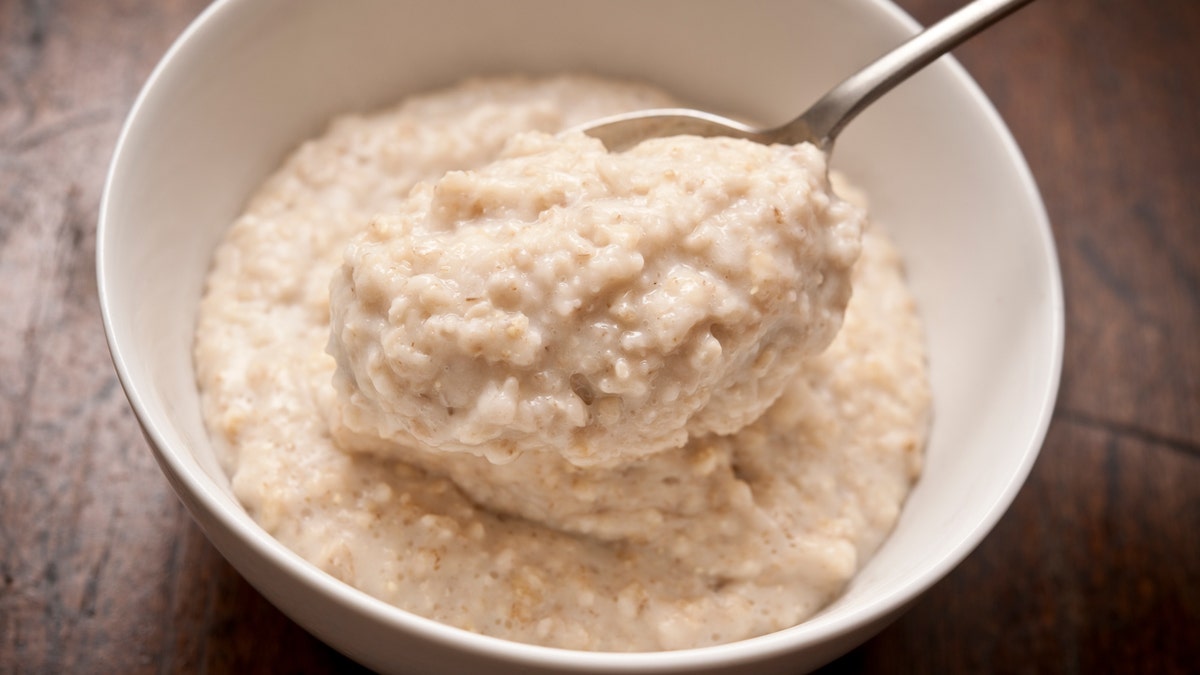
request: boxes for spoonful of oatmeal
[576,0,1034,152]
[326,0,1032,470]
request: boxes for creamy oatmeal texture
[329,131,862,466]
[195,75,931,651]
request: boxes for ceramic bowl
[98,0,1063,672]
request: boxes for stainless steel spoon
[577,0,1034,152]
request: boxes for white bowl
[98,0,1063,672]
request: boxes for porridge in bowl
[194,74,931,651]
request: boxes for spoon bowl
[98,0,1062,671]
[578,0,1034,151]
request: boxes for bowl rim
[97,0,1064,670]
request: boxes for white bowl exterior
[98,0,1062,672]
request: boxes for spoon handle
[791,0,1036,149]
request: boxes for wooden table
[2,0,1196,672]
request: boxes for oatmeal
[328,131,861,466]
[194,75,931,651]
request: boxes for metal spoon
[578,0,1034,152]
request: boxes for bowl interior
[99,0,1061,671]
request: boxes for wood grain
[1,0,1197,672]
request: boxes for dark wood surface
[2,0,1197,672]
